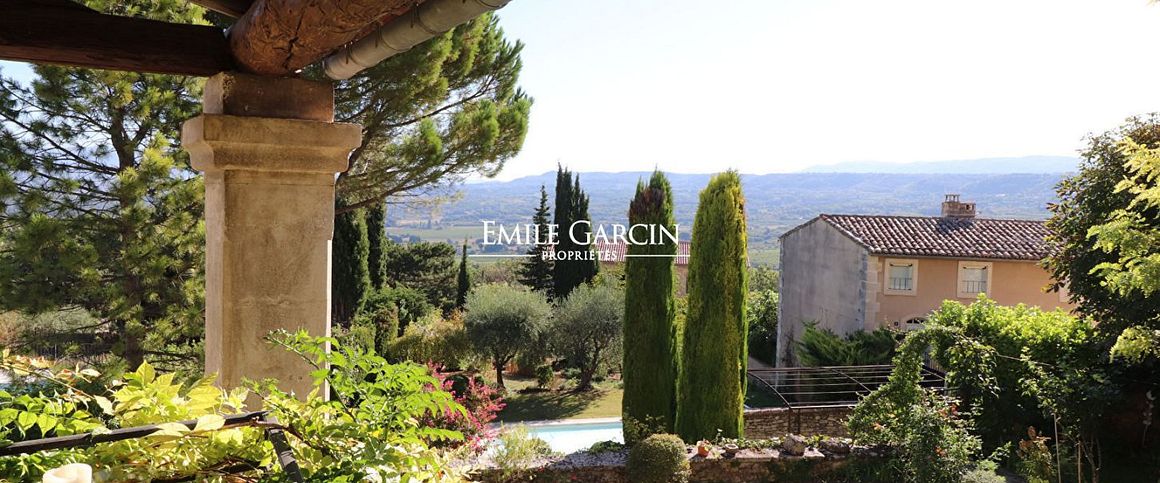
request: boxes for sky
[5,1,1160,181]
[490,0,1160,180]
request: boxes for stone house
[594,240,691,296]
[776,195,1073,367]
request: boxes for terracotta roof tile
[594,240,691,266]
[818,214,1052,261]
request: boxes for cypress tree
[332,205,372,327]
[676,171,749,441]
[518,185,555,297]
[552,166,599,299]
[456,239,471,309]
[573,177,600,284]
[622,171,680,443]
[366,201,388,290]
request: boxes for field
[388,225,781,267]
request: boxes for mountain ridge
[389,170,1066,266]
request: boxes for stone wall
[743,406,852,438]
[471,445,885,483]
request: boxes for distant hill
[386,171,1066,266]
[802,156,1079,174]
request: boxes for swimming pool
[516,418,623,454]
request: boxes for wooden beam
[187,0,253,18]
[0,1,235,76]
[229,0,417,76]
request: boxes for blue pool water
[523,420,623,454]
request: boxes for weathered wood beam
[228,0,417,76]
[187,0,253,18]
[0,0,235,76]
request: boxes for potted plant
[696,440,712,457]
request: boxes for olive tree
[551,284,624,391]
[465,284,551,388]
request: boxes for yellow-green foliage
[676,171,748,441]
[0,357,268,481]
[389,311,474,367]
[0,332,467,481]
[623,171,680,442]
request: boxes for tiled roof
[594,240,691,266]
[815,214,1052,261]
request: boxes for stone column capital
[182,114,362,174]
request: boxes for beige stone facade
[776,200,1073,367]
[868,256,1069,329]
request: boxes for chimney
[941,194,976,219]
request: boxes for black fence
[0,411,304,482]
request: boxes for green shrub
[1014,427,1054,483]
[339,318,378,355]
[627,433,690,483]
[927,298,1101,453]
[465,284,551,389]
[849,328,982,483]
[588,440,625,453]
[962,461,1006,483]
[796,323,898,366]
[534,364,554,389]
[677,171,748,441]
[389,311,474,368]
[492,426,555,479]
[747,290,778,365]
[367,285,432,334]
[623,171,681,443]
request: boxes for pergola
[1,0,510,398]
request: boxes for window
[904,317,927,331]
[957,261,992,298]
[884,258,917,295]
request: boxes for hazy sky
[4,1,1159,181]
[492,0,1160,179]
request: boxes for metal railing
[888,277,913,291]
[747,364,946,409]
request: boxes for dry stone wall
[471,444,885,482]
[743,406,852,438]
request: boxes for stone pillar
[181,72,361,399]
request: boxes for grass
[493,372,787,423]
[494,374,623,422]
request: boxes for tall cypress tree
[552,166,599,299]
[573,177,599,284]
[332,205,371,327]
[622,171,680,443]
[365,201,388,290]
[518,185,555,297]
[676,171,748,441]
[456,239,471,309]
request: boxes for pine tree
[552,166,599,299]
[456,239,471,309]
[329,13,531,214]
[676,171,748,441]
[518,184,554,297]
[365,201,388,290]
[0,3,207,371]
[332,206,371,326]
[622,171,680,443]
